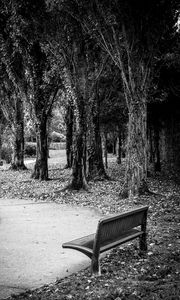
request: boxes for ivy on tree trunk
[121,99,148,198]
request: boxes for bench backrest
[93,206,148,252]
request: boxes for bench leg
[139,233,147,252]
[91,255,101,276]
[139,212,147,252]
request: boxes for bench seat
[62,228,143,258]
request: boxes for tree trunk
[0,123,2,164]
[121,100,148,198]
[154,120,161,172]
[113,136,117,155]
[148,114,161,173]
[117,126,122,164]
[65,104,73,168]
[148,125,154,164]
[102,132,108,169]
[87,129,107,180]
[70,96,88,190]
[71,129,87,189]
[31,119,48,180]
[87,95,107,180]
[11,98,26,170]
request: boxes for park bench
[62,206,148,275]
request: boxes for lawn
[0,155,180,300]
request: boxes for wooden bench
[62,206,148,275]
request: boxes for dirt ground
[0,153,179,299]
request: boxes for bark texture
[0,123,2,163]
[87,94,107,180]
[65,104,73,168]
[11,98,26,170]
[117,126,122,164]
[31,120,48,180]
[121,98,148,198]
[70,96,88,190]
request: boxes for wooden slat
[100,229,143,253]
[100,206,148,225]
[97,206,148,245]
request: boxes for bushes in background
[1,145,12,163]
[1,143,36,163]
[24,143,36,157]
[1,141,66,164]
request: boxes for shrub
[25,143,36,157]
[1,145,12,163]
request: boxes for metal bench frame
[62,206,148,275]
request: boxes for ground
[0,152,180,300]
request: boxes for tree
[85,48,108,180]
[26,42,63,180]
[0,108,6,163]
[78,0,180,197]
[65,102,73,168]
[0,88,26,169]
[0,0,27,169]
[64,39,108,186]
[3,0,64,179]
[148,31,180,173]
[63,63,89,189]
[50,5,108,188]
[99,64,127,165]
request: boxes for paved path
[0,198,102,299]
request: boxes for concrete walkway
[0,198,102,299]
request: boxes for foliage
[49,106,66,142]
[24,143,36,157]
[1,125,13,164]
[1,144,12,163]
[158,39,180,99]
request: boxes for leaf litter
[0,159,180,299]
